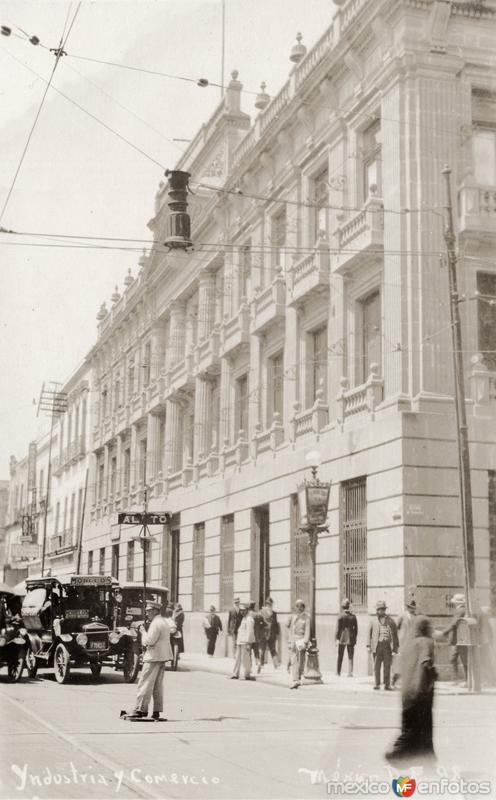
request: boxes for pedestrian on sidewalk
[479,606,496,686]
[249,601,265,673]
[172,603,185,661]
[368,600,399,690]
[230,603,256,680]
[132,601,176,720]
[385,615,437,765]
[227,597,243,657]
[441,594,468,685]
[203,605,222,657]
[335,598,357,677]
[260,597,280,670]
[392,598,417,687]
[287,599,310,689]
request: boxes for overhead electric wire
[0,4,81,226]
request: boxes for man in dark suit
[335,598,358,677]
[227,597,243,657]
[441,593,468,684]
[368,600,399,690]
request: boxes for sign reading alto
[117,512,171,526]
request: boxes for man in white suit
[132,601,176,720]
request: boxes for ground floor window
[251,505,270,607]
[192,522,205,611]
[340,477,367,610]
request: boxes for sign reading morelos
[118,512,171,526]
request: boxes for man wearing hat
[368,601,399,690]
[441,594,468,684]
[335,598,358,677]
[132,601,176,720]
[392,598,417,687]
[228,597,243,657]
[287,599,311,689]
[230,603,256,680]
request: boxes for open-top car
[0,584,29,682]
[21,574,134,684]
[111,583,171,682]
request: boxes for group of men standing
[228,597,281,680]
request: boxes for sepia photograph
[1,0,496,798]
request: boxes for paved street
[1,660,495,800]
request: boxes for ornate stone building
[83,0,496,667]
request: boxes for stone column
[115,434,123,497]
[129,425,137,490]
[168,301,186,369]
[150,321,166,380]
[197,272,216,342]
[102,444,110,503]
[146,413,161,482]
[164,401,183,473]
[193,376,210,461]
[219,357,232,445]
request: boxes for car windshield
[121,589,166,619]
[62,585,112,622]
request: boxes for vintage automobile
[111,583,174,682]
[0,585,28,682]
[21,574,134,684]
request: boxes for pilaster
[197,272,216,342]
[193,376,210,461]
[164,400,183,472]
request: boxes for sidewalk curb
[178,654,481,696]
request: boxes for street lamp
[297,450,331,683]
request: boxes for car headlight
[0,636,6,647]
[109,631,120,644]
[76,633,88,646]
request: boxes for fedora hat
[376,600,387,610]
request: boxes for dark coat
[261,606,280,641]
[335,611,358,646]
[441,608,465,646]
[228,607,243,636]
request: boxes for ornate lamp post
[297,450,331,683]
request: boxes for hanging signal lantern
[163,169,193,250]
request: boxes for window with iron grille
[126,540,134,582]
[251,506,270,608]
[314,168,329,242]
[359,290,381,384]
[87,550,93,575]
[340,477,367,611]
[290,494,311,609]
[269,351,284,425]
[123,448,131,492]
[112,543,119,580]
[192,523,205,612]
[220,515,234,611]
[235,374,249,440]
[477,273,496,370]
[99,547,105,576]
[489,472,496,613]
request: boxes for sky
[0,0,336,478]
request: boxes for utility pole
[442,165,480,692]
[38,382,67,577]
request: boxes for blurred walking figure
[335,598,358,677]
[368,600,399,690]
[259,597,280,670]
[479,606,495,686]
[386,616,437,765]
[227,597,243,657]
[203,605,222,657]
[230,603,256,680]
[392,598,417,687]
[249,601,264,672]
[287,599,310,689]
[441,593,467,685]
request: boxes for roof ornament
[124,267,134,287]
[255,82,270,110]
[290,32,307,63]
[96,302,108,321]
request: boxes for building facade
[3,364,92,583]
[80,0,496,668]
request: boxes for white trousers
[135,661,166,713]
[232,643,252,678]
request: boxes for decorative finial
[124,267,134,287]
[111,285,121,304]
[290,32,307,63]
[96,302,108,321]
[255,81,270,111]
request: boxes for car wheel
[25,650,38,679]
[123,646,140,683]
[90,663,102,678]
[7,651,25,683]
[54,644,71,684]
